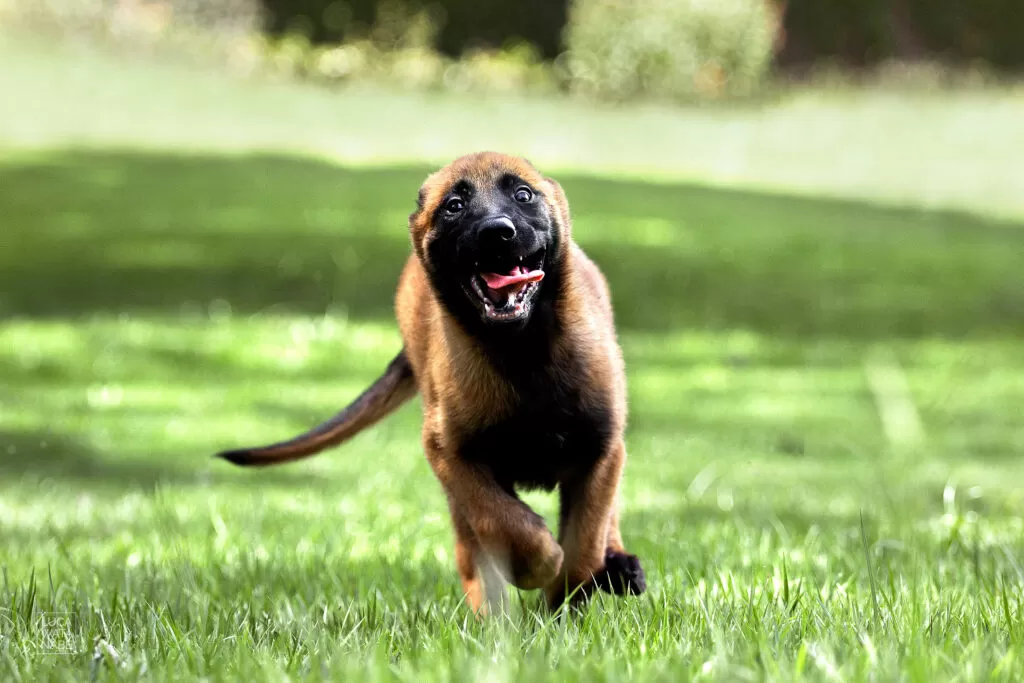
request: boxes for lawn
[1,40,1024,681]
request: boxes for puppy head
[409,152,572,329]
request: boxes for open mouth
[466,248,546,323]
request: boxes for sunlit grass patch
[2,307,1023,678]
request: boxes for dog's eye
[513,187,533,203]
[444,197,465,214]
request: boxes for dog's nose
[478,216,517,242]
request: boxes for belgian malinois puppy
[217,152,646,613]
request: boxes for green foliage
[254,4,557,95]
[5,0,1021,103]
[0,0,558,95]
[562,0,777,102]
[258,0,570,61]
[909,0,1023,69]
[263,38,556,95]
[781,0,1024,70]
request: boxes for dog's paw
[595,550,646,596]
[545,550,647,612]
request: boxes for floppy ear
[408,186,425,224]
[409,182,437,262]
[543,177,572,241]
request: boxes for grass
[2,35,1024,220]
[2,39,1024,681]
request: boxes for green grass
[2,40,1024,681]
[2,35,1024,220]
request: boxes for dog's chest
[459,378,614,492]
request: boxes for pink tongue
[480,266,544,291]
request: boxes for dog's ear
[409,179,439,261]
[408,185,425,222]
[543,177,572,240]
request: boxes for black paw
[594,550,646,596]
[546,550,647,612]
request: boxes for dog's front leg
[547,439,646,610]
[424,433,563,600]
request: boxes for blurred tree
[255,0,1022,71]
[257,0,569,59]
[777,0,1024,70]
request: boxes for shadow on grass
[0,429,331,491]
[2,149,1022,340]
[2,149,1023,490]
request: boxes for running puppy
[216,152,646,613]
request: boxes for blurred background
[0,1,1023,672]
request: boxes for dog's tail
[215,350,416,467]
